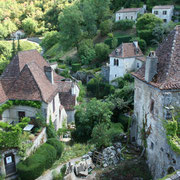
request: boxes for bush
[47,138,64,158]
[72,63,81,72]
[130,37,147,52]
[105,35,133,47]
[17,143,57,180]
[113,20,134,31]
[46,119,58,139]
[100,19,113,36]
[95,43,110,62]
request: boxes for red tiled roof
[132,26,180,90]
[117,8,141,13]
[0,82,8,104]
[0,50,60,103]
[57,81,72,93]
[109,43,144,59]
[59,93,76,111]
[153,5,174,9]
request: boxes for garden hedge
[104,35,133,47]
[17,143,57,180]
[46,138,64,158]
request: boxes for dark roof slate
[132,26,180,90]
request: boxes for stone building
[152,5,174,23]
[115,6,146,22]
[0,50,68,177]
[108,41,145,82]
[131,26,180,179]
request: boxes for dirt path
[36,157,81,180]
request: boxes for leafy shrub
[91,122,124,150]
[95,43,110,62]
[113,20,134,30]
[100,19,113,36]
[72,63,81,72]
[87,75,115,99]
[17,143,57,180]
[47,138,64,158]
[130,37,147,52]
[52,164,67,180]
[58,64,67,69]
[77,81,86,102]
[105,35,133,47]
[78,39,96,65]
[46,119,58,139]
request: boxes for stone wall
[131,78,180,179]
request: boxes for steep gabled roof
[0,82,8,104]
[0,50,60,103]
[132,26,180,90]
[109,43,144,59]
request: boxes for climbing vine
[0,100,42,115]
[0,117,30,150]
[164,108,180,155]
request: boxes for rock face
[102,143,122,167]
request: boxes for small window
[154,11,158,15]
[150,99,154,113]
[163,19,167,22]
[114,59,116,65]
[137,63,140,68]
[131,16,133,20]
[115,74,117,77]
[114,59,119,66]
[163,11,167,15]
[126,16,128,19]
[119,16,121,20]
[0,114,2,120]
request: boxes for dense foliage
[164,108,180,154]
[0,117,30,149]
[72,98,113,142]
[17,143,59,180]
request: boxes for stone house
[55,80,80,124]
[0,50,67,177]
[131,26,180,179]
[11,30,25,40]
[108,41,145,82]
[152,5,174,23]
[115,6,146,22]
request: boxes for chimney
[145,51,158,82]
[133,41,138,48]
[121,7,124,10]
[44,66,54,84]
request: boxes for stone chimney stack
[145,51,158,82]
[143,4,147,10]
[44,66,54,84]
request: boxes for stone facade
[131,78,180,179]
[152,5,174,23]
[115,6,146,22]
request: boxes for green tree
[78,39,96,65]
[58,5,84,50]
[95,43,110,62]
[41,31,60,51]
[80,0,97,36]
[0,24,8,39]
[72,98,113,142]
[22,17,38,35]
[136,13,163,44]
[100,19,113,36]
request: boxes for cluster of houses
[115,5,174,23]
[0,3,179,180]
[0,50,79,177]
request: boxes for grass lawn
[51,142,94,169]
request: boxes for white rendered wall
[152,7,174,23]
